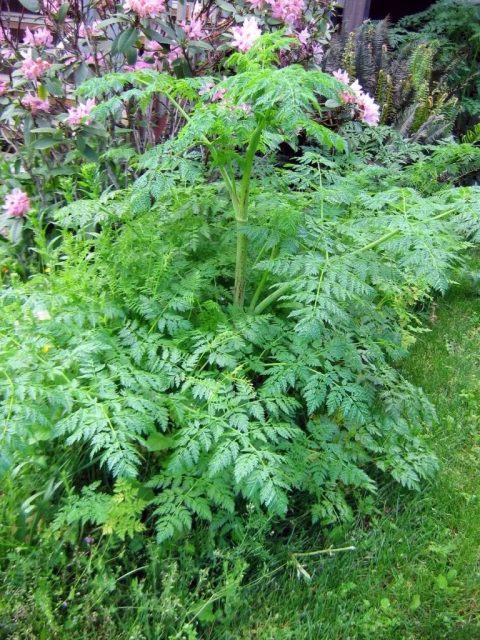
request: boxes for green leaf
[325,98,341,109]
[112,28,139,55]
[43,166,77,176]
[216,0,236,12]
[125,47,138,66]
[188,41,214,51]
[44,77,64,97]
[18,0,39,12]
[9,218,24,244]
[55,3,70,22]
[74,63,91,86]
[436,574,449,590]
[156,21,177,40]
[141,27,171,46]
[380,597,391,611]
[32,137,62,149]
[145,433,175,452]
[410,594,421,611]
[31,127,58,134]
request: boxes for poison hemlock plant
[2,36,480,544]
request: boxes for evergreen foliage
[324,17,461,140]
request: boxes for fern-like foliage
[3,145,480,541]
[2,39,480,544]
[391,0,480,132]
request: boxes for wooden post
[342,0,371,34]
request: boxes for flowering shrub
[1,0,380,252]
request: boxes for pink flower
[125,58,158,71]
[78,21,103,38]
[0,81,7,96]
[199,81,214,95]
[63,52,78,66]
[1,46,15,59]
[145,39,162,51]
[297,28,310,45]
[268,0,304,24]
[123,0,166,18]
[23,27,53,47]
[84,51,107,67]
[167,44,183,64]
[333,69,350,84]
[3,189,31,218]
[238,103,252,115]
[66,99,96,126]
[0,26,12,43]
[340,91,356,105]
[43,0,61,14]
[21,94,51,114]
[179,17,205,40]
[357,91,380,126]
[247,0,265,8]
[334,72,380,126]
[231,17,262,53]
[21,51,51,80]
[199,79,227,102]
[350,79,362,97]
[1,45,16,60]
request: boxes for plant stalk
[233,120,265,307]
[253,208,457,315]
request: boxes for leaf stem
[253,208,457,314]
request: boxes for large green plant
[78,34,346,307]
[2,38,480,544]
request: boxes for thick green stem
[248,244,279,312]
[233,120,265,308]
[253,208,456,315]
[233,218,249,308]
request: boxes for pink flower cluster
[231,17,262,53]
[23,27,53,47]
[21,51,51,80]
[247,0,304,24]
[66,99,96,126]
[21,94,51,114]
[3,189,31,218]
[333,69,380,126]
[270,0,304,24]
[179,17,205,40]
[123,0,166,18]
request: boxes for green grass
[229,283,480,640]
